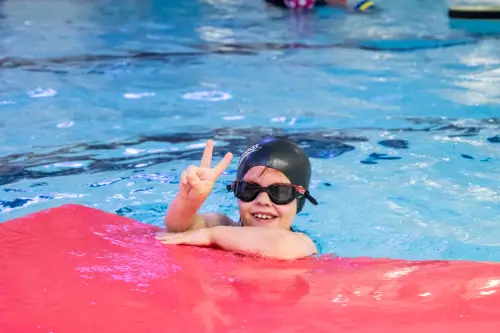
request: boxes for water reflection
[1,118,498,187]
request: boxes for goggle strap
[304,191,318,205]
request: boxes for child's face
[238,166,297,229]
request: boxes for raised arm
[164,139,233,232]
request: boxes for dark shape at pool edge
[361,152,402,165]
[447,126,482,138]
[0,127,360,186]
[378,139,409,149]
[0,195,53,209]
[0,36,481,74]
[461,154,474,160]
[487,135,500,143]
[1,123,498,187]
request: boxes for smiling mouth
[252,213,277,221]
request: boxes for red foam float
[1,204,500,332]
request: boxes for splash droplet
[183,90,231,102]
[27,88,57,98]
[123,92,156,99]
[57,121,74,128]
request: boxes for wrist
[207,225,225,244]
[165,195,204,230]
[174,194,203,211]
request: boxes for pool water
[0,0,499,261]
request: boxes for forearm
[164,195,203,232]
[209,226,316,260]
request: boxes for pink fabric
[3,204,500,333]
[284,0,316,9]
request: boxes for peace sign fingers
[197,139,233,180]
[200,139,214,169]
[212,152,233,177]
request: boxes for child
[156,136,319,260]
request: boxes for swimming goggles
[226,180,318,206]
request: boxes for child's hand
[179,139,233,204]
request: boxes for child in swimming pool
[156,136,319,260]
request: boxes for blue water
[0,0,499,261]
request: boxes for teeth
[254,213,274,220]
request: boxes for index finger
[200,139,214,168]
[213,152,233,176]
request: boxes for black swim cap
[236,136,317,213]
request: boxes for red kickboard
[1,204,500,333]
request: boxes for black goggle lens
[229,181,299,205]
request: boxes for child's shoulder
[291,226,322,255]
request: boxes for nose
[254,191,272,206]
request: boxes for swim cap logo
[239,144,261,165]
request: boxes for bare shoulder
[294,231,318,255]
[200,212,238,228]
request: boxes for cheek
[238,201,252,215]
[276,202,296,218]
